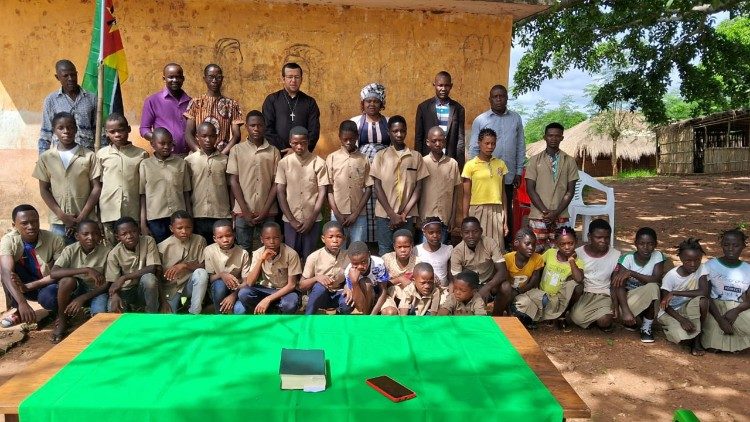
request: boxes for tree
[586,84,640,177]
[663,91,699,122]
[512,1,750,125]
[523,96,588,143]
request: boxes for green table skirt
[20,315,563,421]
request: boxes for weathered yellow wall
[0,0,511,226]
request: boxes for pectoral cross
[290,111,296,122]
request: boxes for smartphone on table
[366,376,416,402]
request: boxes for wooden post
[94,61,104,151]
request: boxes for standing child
[106,217,162,313]
[569,219,621,332]
[450,217,511,315]
[513,226,584,328]
[418,127,461,244]
[158,211,208,314]
[381,229,420,315]
[398,263,442,315]
[416,217,453,290]
[658,238,709,356]
[228,110,281,253]
[370,115,430,255]
[95,113,148,245]
[185,122,232,244]
[326,120,372,246]
[276,126,329,261]
[33,112,101,244]
[49,220,110,342]
[139,128,192,244]
[505,229,545,327]
[203,220,250,314]
[611,227,664,342]
[462,128,509,251]
[300,221,350,315]
[233,222,302,314]
[343,241,390,315]
[438,270,487,316]
[702,228,750,352]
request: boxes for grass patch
[616,169,657,179]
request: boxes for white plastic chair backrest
[574,171,613,205]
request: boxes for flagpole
[94,61,104,151]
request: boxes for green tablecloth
[20,315,563,421]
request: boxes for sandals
[1,313,20,328]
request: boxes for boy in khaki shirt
[33,112,101,244]
[276,126,329,261]
[106,217,162,313]
[185,122,232,244]
[300,221,350,315]
[419,126,461,244]
[158,211,208,314]
[94,113,149,246]
[228,110,281,253]
[234,222,302,314]
[438,270,487,315]
[139,128,192,244]
[50,220,110,342]
[398,263,443,315]
[326,120,372,246]
[204,219,252,314]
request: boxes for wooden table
[0,315,590,421]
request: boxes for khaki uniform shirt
[275,153,329,222]
[106,236,161,290]
[185,150,231,218]
[32,146,99,225]
[251,244,302,289]
[419,154,461,222]
[450,237,504,284]
[0,229,64,277]
[398,283,443,315]
[325,148,372,215]
[439,292,487,315]
[369,146,430,218]
[303,247,348,289]
[95,144,149,223]
[227,140,280,216]
[158,234,207,296]
[203,244,251,280]
[525,151,579,219]
[139,155,191,220]
[382,252,419,281]
[54,242,111,289]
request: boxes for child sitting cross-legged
[381,229,420,314]
[300,221,351,315]
[398,262,443,315]
[343,241,391,315]
[438,270,487,316]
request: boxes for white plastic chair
[568,171,615,246]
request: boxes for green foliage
[522,96,588,143]
[616,169,657,179]
[663,91,700,121]
[513,1,750,125]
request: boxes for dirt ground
[1,174,749,421]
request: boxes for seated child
[204,220,251,314]
[234,222,302,314]
[343,241,390,315]
[450,217,510,316]
[569,219,621,332]
[702,228,750,353]
[106,217,162,313]
[416,217,453,290]
[139,127,192,244]
[0,204,65,326]
[49,220,110,342]
[658,238,709,356]
[513,226,583,328]
[505,229,544,325]
[438,270,487,316]
[301,221,351,315]
[381,229,420,314]
[158,211,208,314]
[611,227,664,343]
[398,262,443,315]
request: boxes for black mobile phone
[366,376,416,402]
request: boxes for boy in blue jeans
[301,221,351,314]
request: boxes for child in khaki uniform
[139,128,192,244]
[204,220,252,314]
[419,126,461,244]
[185,122,232,244]
[381,229,419,315]
[33,112,101,244]
[94,113,148,245]
[398,263,443,315]
[234,222,302,314]
[158,211,208,314]
[438,270,487,315]
[106,217,162,313]
[301,221,351,315]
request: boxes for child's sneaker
[1,314,20,328]
[640,327,655,343]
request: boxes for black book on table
[279,348,326,390]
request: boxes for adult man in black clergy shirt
[262,62,321,153]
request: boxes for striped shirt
[468,109,525,185]
[38,87,98,154]
[436,100,450,133]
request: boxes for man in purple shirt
[140,63,191,155]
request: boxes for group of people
[0,59,746,356]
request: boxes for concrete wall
[0,0,512,227]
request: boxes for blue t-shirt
[344,255,390,289]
